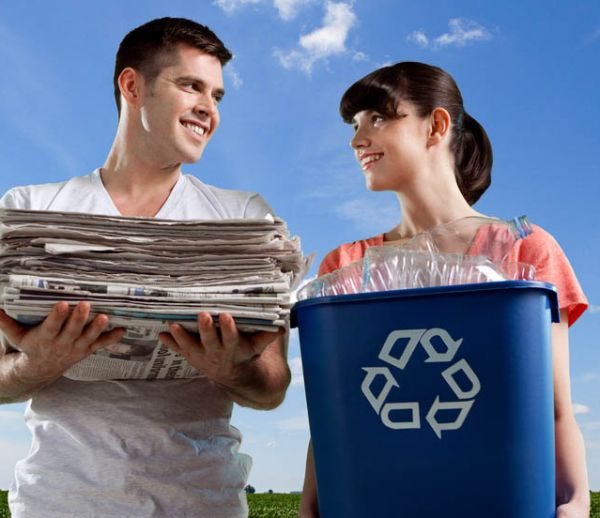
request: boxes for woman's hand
[556,499,590,518]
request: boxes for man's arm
[0,302,125,404]
[159,312,290,410]
[553,309,590,517]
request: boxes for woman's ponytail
[454,112,493,205]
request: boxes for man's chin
[180,149,205,165]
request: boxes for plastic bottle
[402,215,532,264]
[297,216,534,300]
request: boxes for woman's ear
[427,107,451,147]
[118,67,144,110]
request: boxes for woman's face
[350,101,430,192]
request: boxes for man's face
[138,44,225,166]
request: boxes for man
[0,17,290,517]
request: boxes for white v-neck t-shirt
[1,169,273,518]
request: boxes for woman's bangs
[340,68,402,123]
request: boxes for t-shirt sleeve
[243,193,274,219]
[508,225,588,326]
[0,188,28,209]
[318,248,343,276]
[318,236,384,277]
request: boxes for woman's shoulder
[318,235,384,276]
[510,224,588,325]
[510,223,561,262]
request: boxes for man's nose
[193,93,218,119]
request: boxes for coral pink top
[318,224,588,326]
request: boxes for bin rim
[291,280,560,326]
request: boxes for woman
[299,62,589,517]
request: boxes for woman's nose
[350,128,370,150]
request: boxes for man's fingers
[39,302,70,338]
[88,327,127,353]
[219,313,239,346]
[59,302,91,342]
[158,332,179,350]
[197,313,219,350]
[0,309,28,345]
[76,314,111,346]
[168,323,199,350]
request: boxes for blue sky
[0,0,599,493]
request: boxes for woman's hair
[340,62,492,205]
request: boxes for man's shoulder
[0,174,94,210]
[183,174,257,200]
[181,174,272,219]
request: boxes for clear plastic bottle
[402,215,532,264]
[362,247,535,293]
[297,216,534,300]
[296,260,363,300]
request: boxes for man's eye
[212,95,223,104]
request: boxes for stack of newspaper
[0,208,308,381]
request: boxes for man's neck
[100,156,183,217]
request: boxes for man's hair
[113,17,232,116]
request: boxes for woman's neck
[384,173,484,242]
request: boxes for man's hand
[159,312,289,408]
[0,301,126,385]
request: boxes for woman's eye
[371,114,385,125]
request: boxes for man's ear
[118,67,144,110]
[427,107,451,147]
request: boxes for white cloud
[276,414,310,431]
[275,1,357,73]
[289,356,304,387]
[581,421,600,431]
[213,0,262,14]
[575,372,600,382]
[589,304,600,313]
[408,18,492,50]
[266,440,278,448]
[225,64,243,89]
[335,197,399,234]
[274,0,315,21]
[352,51,368,61]
[573,403,591,415]
[407,30,429,48]
[214,0,313,20]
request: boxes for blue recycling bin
[291,281,559,518]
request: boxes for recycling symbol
[360,328,481,439]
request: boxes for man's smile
[181,119,208,139]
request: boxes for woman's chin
[365,179,387,192]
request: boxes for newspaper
[0,208,311,380]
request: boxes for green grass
[248,493,301,517]
[2,490,598,516]
[592,491,600,518]
[0,491,9,518]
